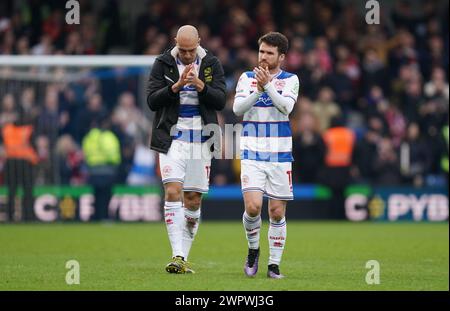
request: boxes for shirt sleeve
[233,73,262,116]
[282,74,300,103]
[264,75,299,115]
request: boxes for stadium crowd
[0,0,448,188]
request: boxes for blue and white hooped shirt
[172,56,209,143]
[235,70,299,162]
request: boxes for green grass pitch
[0,221,448,290]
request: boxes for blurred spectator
[400,122,431,186]
[82,114,121,221]
[42,9,65,45]
[373,137,402,185]
[401,78,424,122]
[312,87,341,132]
[210,108,238,186]
[221,7,257,50]
[391,64,423,106]
[36,86,66,143]
[353,116,386,182]
[314,37,333,74]
[298,49,325,98]
[15,36,30,55]
[112,92,150,145]
[418,99,448,140]
[19,87,39,123]
[34,135,55,185]
[424,67,449,101]
[285,36,304,73]
[362,85,389,117]
[384,103,407,148]
[334,44,360,88]
[134,1,167,54]
[319,116,356,218]
[420,35,447,80]
[101,68,139,110]
[292,112,325,183]
[0,30,15,54]
[0,93,18,128]
[31,34,53,55]
[326,60,355,111]
[64,31,85,55]
[361,49,388,96]
[55,134,85,185]
[388,29,419,78]
[1,112,38,221]
[75,93,106,143]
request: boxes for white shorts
[241,159,293,200]
[159,140,212,193]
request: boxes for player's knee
[184,192,202,209]
[165,185,182,202]
[245,203,261,217]
[269,207,285,222]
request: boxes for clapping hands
[172,64,205,93]
[253,66,270,92]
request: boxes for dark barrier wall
[0,185,447,222]
[202,185,331,220]
[201,199,331,220]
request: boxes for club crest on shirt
[274,80,286,90]
[162,165,172,178]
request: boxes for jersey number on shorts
[286,170,292,191]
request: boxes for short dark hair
[258,32,289,55]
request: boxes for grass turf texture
[0,221,448,290]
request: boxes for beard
[258,60,277,70]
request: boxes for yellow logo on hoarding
[368,195,385,219]
[60,196,76,220]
